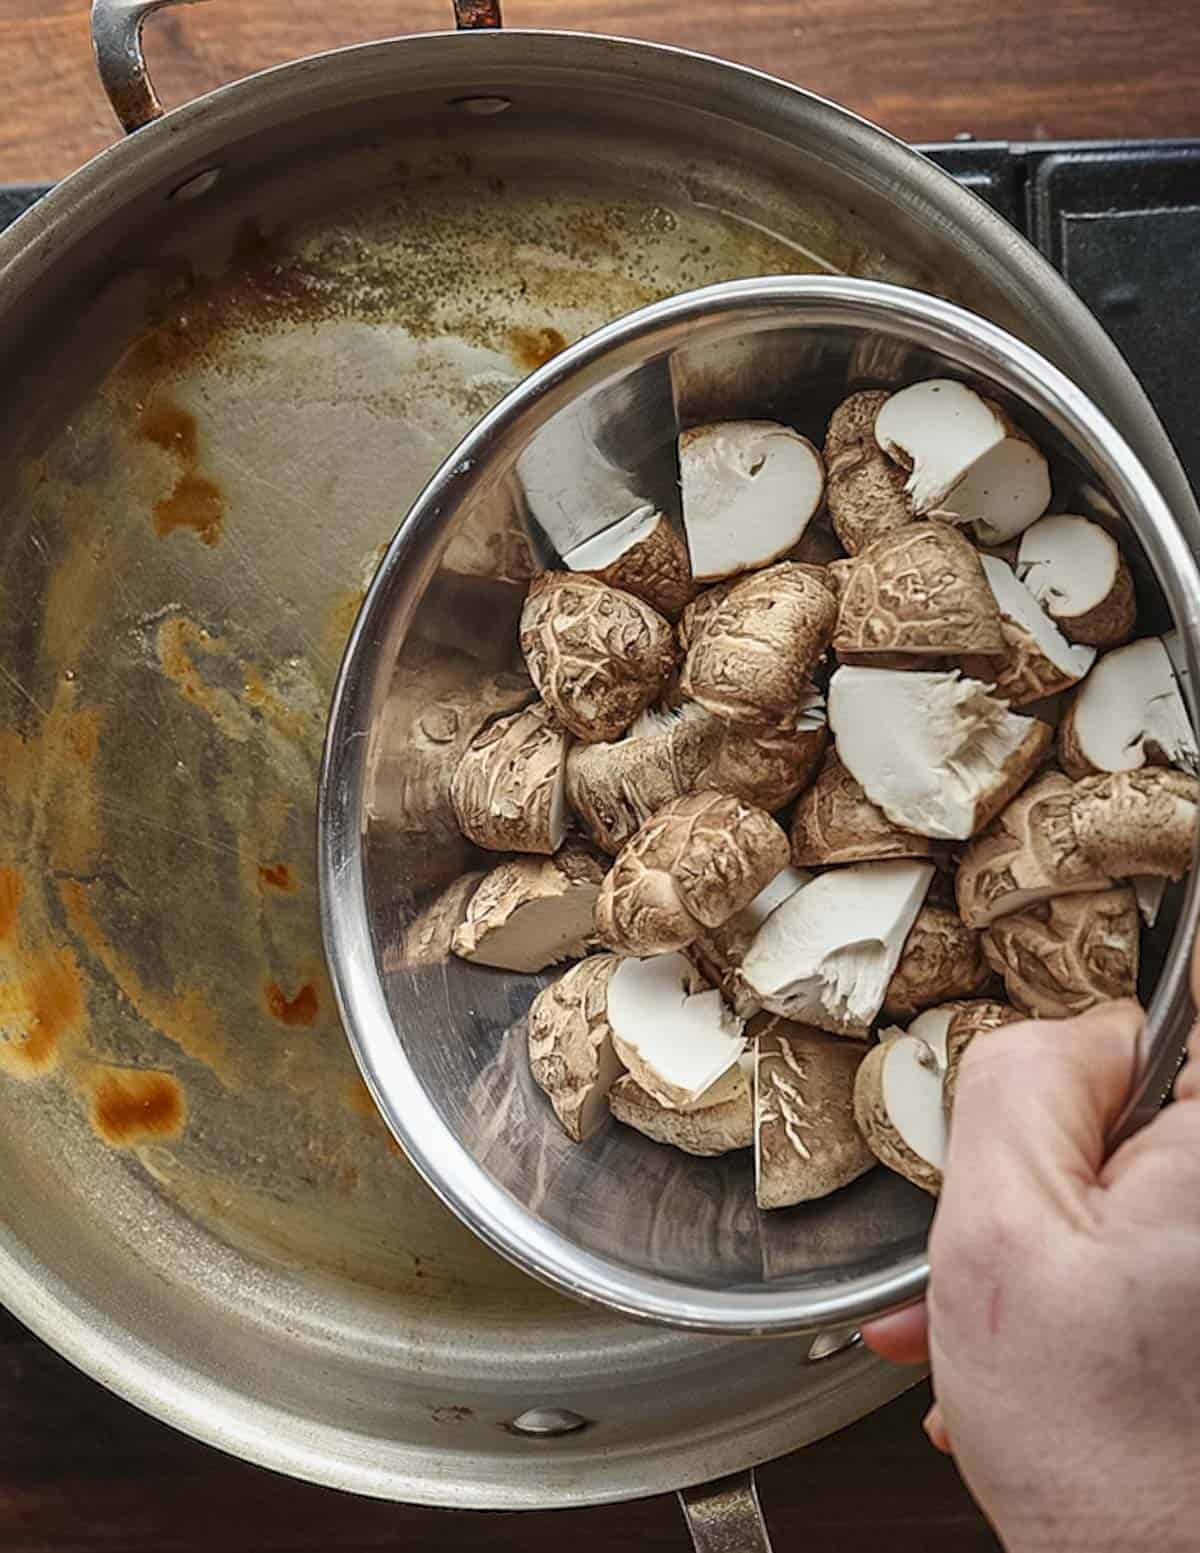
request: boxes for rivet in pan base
[806,1329,863,1363]
[168,167,223,202]
[450,95,513,115]
[504,1407,589,1437]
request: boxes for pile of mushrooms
[416,378,1198,1208]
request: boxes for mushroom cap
[681,563,838,730]
[563,507,695,620]
[961,554,1096,706]
[942,999,1022,1120]
[828,667,1053,841]
[883,905,990,1018]
[527,954,624,1141]
[678,578,740,652]
[679,420,825,581]
[823,390,914,555]
[740,859,935,1035]
[594,789,790,956]
[955,770,1112,928]
[874,379,1008,514]
[706,694,829,811]
[607,951,746,1108]
[754,1019,875,1208]
[451,845,607,973]
[1058,636,1197,779]
[1016,513,1136,649]
[686,866,810,1019]
[519,571,677,743]
[790,748,939,868]
[450,698,572,854]
[981,887,1140,1019]
[853,1029,945,1196]
[834,520,1005,657]
[609,1068,753,1156]
[1071,767,1199,881]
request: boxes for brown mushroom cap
[981,887,1140,1019]
[707,706,829,811]
[883,905,991,1019]
[823,390,914,556]
[835,521,1004,658]
[678,578,740,652]
[519,571,677,743]
[942,999,1022,1120]
[681,563,838,730]
[790,748,940,868]
[609,1069,753,1156]
[565,510,695,620]
[1071,767,1199,881]
[594,790,790,956]
[755,1018,875,1208]
[450,699,572,854]
[527,955,624,1142]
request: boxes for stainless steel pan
[0,0,1193,1532]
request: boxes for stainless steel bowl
[320,276,1200,1337]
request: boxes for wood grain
[2,0,1200,180]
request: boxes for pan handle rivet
[806,1329,862,1363]
[505,1406,589,1437]
[450,95,512,116]
[169,167,223,202]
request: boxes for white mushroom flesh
[563,505,662,571]
[941,433,1051,545]
[828,667,1050,840]
[979,553,1096,689]
[741,861,934,1033]
[880,1033,947,1173]
[680,421,824,581]
[607,952,746,1107]
[1017,514,1124,622]
[874,380,1006,513]
[1068,637,1196,774]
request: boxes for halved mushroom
[687,866,810,1018]
[942,1000,1022,1121]
[835,521,1004,658]
[450,699,571,854]
[681,563,837,730]
[679,421,825,581]
[705,692,829,811]
[385,870,486,970]
[981,887,1140,1019]
[755,1019,875,1208]
[519,572,677,743]
[1016,513,1136,648]
[1059,636,1197,779]
[562,506,694,620]
[874,379,1007,513]
[566,701,724,856]
[1071,767,1199,882]
[828,667,1052,841]
[789,748,939,868]
[740,859,935,1035]
[609,1059,753,1156]
[595,790,790,956]
[823,389,914,555]
[527,954,624,1141]
[955,771,1111,928]
[606,951,746,1108]
[451,845,608,973]
[883,905,990,1019]
[853,1006,955,1195]
[961,555,1096,706]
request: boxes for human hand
[863,963,1200,1553]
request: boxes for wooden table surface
[2,2,1196,1549]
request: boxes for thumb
[941,1000,1142,1221]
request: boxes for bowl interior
[327,282,1195,1328]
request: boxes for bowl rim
[319,275,1200,1336]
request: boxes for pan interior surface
[0,45,970,1504]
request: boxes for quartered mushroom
[942,1000,1022,1120]
[450,699,571,854]
[1058,635,1197,778]
[451,845,608,973]
[608,1056,753,1157]
[386,870,486,970]
[853,1006,956,1195]
[519,571,677,743]
[1071,767,1199,882]
[705,691,829,811]
[834,520,1004,658]
[681,562,837,730]
[1016,513,1136,648]
[883,904,990,1019]
[789,748,939,868]
[679,420,825,581]
[687,866,810,1019]
[594,790,790,957]
[961,554,1096,706]
[740,859,935,1036]
[754,1020,875,1208]
[606,951,746,1109]
[982,887,1140,1019]
[527,955,624,1142]
[828,667,1052,841]
[562,506,694,620]
[823,389,914,555]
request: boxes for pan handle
[90,0,503,134]
[679,1470,774,1552]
